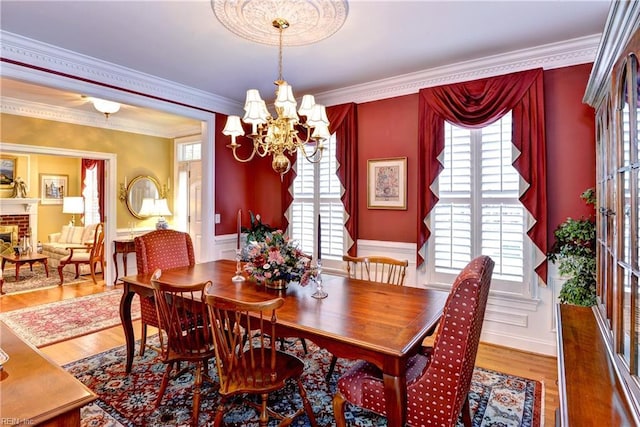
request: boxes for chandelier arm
[299,141,324,163]
[228,139,258,163]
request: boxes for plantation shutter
[434,112,525,282]
[291,134,344,259]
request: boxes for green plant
[241,211,277,243]
[547,188,597,306]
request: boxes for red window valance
[417,68,548,283]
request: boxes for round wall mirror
[126,175,161,219]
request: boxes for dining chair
[332,255,494,427]
[327,254,410,379]
[151,269,216,426]
[205,293,318,427]
[58,222,105,284]
[135,229,195,356]
[343,254,408,285]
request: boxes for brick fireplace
[0,198,39,249]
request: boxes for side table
[113,238,136,285]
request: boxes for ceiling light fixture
[92,97,121,119]
[222,18,330,177]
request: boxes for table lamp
[139,198,172,230]
[62,196,84,226]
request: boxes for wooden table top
[1,253,48,262]
[0,321,96,424]
[123,259,448,360]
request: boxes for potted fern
[547,188,597,306]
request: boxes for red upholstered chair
[135,229,195,356]
[332,255,494,427]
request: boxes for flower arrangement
[243,230,314,286]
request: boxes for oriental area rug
[1,266,89,295]
[64,337,542,427]
[0,289,140,347]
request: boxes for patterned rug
[64,337,542,426]
[1,265,89,294]
[0,289,141,347]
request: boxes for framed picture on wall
[367,157,407,210]
[0,155,17,189]
[40,174,68,205]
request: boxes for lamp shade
[138,198,156,217]
[138,198,172,217]
[154,199,172,216]
[62,196,84,214]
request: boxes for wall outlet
[214,213,221,224]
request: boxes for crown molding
[0,31,242,116]
[2,30,600,118]
[583,1,640,107]
[1,97,201,139]
[316,34,601,106]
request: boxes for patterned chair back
[134,229,196,356]
[135,229,195,274]
[406,255,494,426]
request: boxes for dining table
[119,259,448,426]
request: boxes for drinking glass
[232,248,246,282]
[311,259,328,299]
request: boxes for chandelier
[222,18,330,176]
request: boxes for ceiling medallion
[211,0,349,46]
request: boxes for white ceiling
[0,0,612,135]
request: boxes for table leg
[113,250,119,286]
[120,284,136,373]
[15,262,20,280]
[122,253,128,277]
[383,372,407,427]
[43,258,49,277]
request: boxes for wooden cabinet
[579,2,640,423]
[0,321,96,424]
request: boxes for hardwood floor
[0,278,559,425]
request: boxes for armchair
[57,222,104,284]
[332,255,494,427]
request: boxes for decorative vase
[264,279,288,290]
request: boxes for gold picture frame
[367,157,407,210]
[40,174,68,205]
[0,155,17,189]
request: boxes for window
[430,112,527,285]
[290,134,345,260]
[177,141,201,161]
[82,165,100,225]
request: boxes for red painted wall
[217,64,596,248]
[214,114,284,235]
[544,64,596,245]
[357,95,419,242]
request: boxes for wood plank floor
[0,278,559,425]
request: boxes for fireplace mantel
[0,198,40,213]
[0,198,40,248]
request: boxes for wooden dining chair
[205,293,318,427]
[332,255,495,427]
[135,229,195,356]
[327,254,410,379]
[58,222,105,284]
[343,254,408,285]
[151,269,216,426]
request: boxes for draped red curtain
[81,159,105,223]
[417,68,548,283]
[281,103,358,255]
[328,103,358,255]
